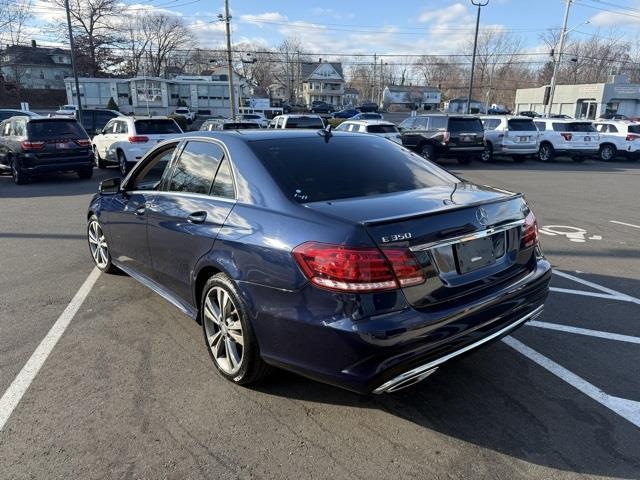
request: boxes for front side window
[608,124,619,133]
[103,120,116,134]
[481,119,501,130]
[167,141,224,194]
[130,145,177,191]
[399,118,415,130]
[413,117,428,130]
[534,121,546,131]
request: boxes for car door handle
[187,211,207,224]
[134,205,146,216]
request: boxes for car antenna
[317,124,332,142]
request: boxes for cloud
[417,2,472,24]
[239,12,288,26]
[589,10,640,27]
[311,7,355,20]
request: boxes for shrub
[177,98,187,107]
[327,118,345,128]
[107,97,119,111]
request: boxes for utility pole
[378,59,383,106]
[220,0,235,120]
[546,0,573,116]
[372,53,377,102]
[64,0,82,122]
[467,0,489,114]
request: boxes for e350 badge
[381,232,412,243]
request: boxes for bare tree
[6,0,32,45]
[119,15,150,77]
[143,14,194,77]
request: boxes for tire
[598,144,617,162]
[419,143,437,162]
[457,156,472,165]
[117,150,128,177]
[201,273,271,386]
[94,146,108,169]
[87,214,118,273]
[78,166,94,179]
[538,143,555,162]
[481,142,493,163]
[10,156,29,185]
[512,155,526,163]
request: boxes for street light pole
[64,0,82,122]
[466,0,489,114]
[546,0,574,116]
[220,0,236,120]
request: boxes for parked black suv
[0,116,93,184]
[79,109,122,136]
[399,114,484,164]
[310,101,335,114]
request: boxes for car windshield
[285,117,324,128]
[134,119,182,134]
[508,119,537,131]
[27,120,86,139]
[448,118,483,132]
[552,122,596,132]
[367,124,397,134]
[249,136,457,203]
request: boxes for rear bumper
[246,257,552,394]
[439,146,484,157]
[499,144,538,155]
[20,153,93,173]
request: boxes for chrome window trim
[409,219,525,252]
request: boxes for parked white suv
[335,120,402,144]
[174,107,196,122]
[480,115,539,162]
[592,120,640,161]
[533,118,599,162]
[269,114,325,129]
[92,116,183,175]
[238,113,269,128]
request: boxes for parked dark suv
[79,109,122,136]
[0,116,93,184]
[399,114,485,164]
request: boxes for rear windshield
[27,120,86,139]
[249,137,457,203]
[552,122,596,132]
[222,122,259,129]
[134,119,182,134]
[367,124,397,134]
[360,113,382,119]
[242,114,260,119]
[628,125,640,134]
[285,117,324,128]
[448,118,483,133]
[508,119,537,131]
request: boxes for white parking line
[0,268,100,432]
[610,220,640,230]
[527,320,640,345]
[503,336,640,428]
[553,270,640,305]
[549,287,621,301]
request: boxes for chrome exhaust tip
[378,367,439,394]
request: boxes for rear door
[554,122,598,149]
[505,118,538,147]
[401,116,428,149]
[147,140,235,302]
[447,117,484,149]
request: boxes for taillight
[521,211,539,248]
[128,135,149,143]
[21,140,45,151]
[75,138,91,147]
[292,242,424,293]
[626,134,640,141]
[561,132,572,141]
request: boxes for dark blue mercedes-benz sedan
[87,129,551,394]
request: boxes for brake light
[75,138,91,147]
[626,134,640,141]
[292,242,424,293]
[128,135,149,143]
[21,140,45,151]
[521,211,539,248]
[560,132,572,141]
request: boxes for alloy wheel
[600,145,615,161]
[118,152,127,177]
[88,219,109,269]
[203,286,244,375]
[481,144,493,162]
[539,145,551,162]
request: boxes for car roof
[179,129,355,143]
[275,114,322,119]
[538,118,589,123]
[480,115,533,120]
[128,116,176,121]
[343,120,395,126]
[415,113,477,118]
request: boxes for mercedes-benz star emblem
[476,207,489,226]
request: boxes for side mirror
[95,128,102,135]
[99,177,121,195]
[397,126,404,132]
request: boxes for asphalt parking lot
[0,157,638,479]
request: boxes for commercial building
[515,75,640,119]
[1,42,72,90]
[301,61,345,107]
[64,76,244,117]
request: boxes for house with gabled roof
[301,60,344,107]
[1,42,72,90]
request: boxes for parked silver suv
[480,115,539,163]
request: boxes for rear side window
[429,116,448,130]
[167,141,223,194]
[399,118,415,129]
[481,119,501,130]
[367,124,398,134]
[210,158,235,199]
[448,118,483,133]
[27,120,86,139]
[628,125,640,134]
[285,117,324,128]
[249,137,457,203]
[134,119,182,134]
[534,121,546,130]
[507,119,537,131]
[413,117,428,129]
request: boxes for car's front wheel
[87,215,118,273]
[94,147,108,169]
[419,144,436,162]
[599,144,617,162]
[481,142,493,163]
[201,273,270,385]
[538,143,555,162]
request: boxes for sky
[21,0,640,56]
